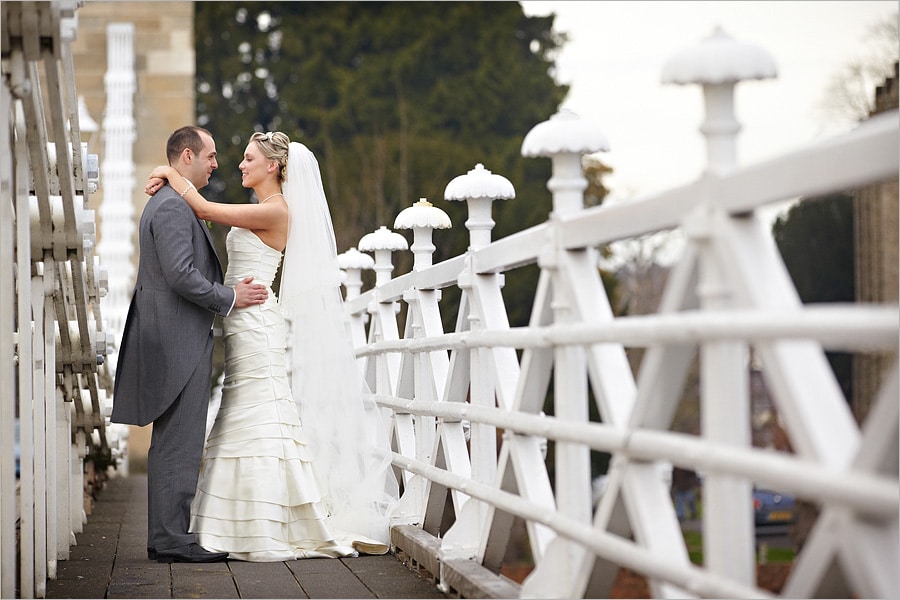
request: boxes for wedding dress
[190,227,391,561]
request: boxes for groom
[111,126,268,563]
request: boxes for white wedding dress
[190,227,389,561]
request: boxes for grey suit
[112,183,234,552]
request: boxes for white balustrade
[4,6,898,599]
[2,2,114,597]
[661,26,779,587]
[345,27,899,600]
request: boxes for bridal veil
[278,142,398,545]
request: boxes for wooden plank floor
[46,474,447,599]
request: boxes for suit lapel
[198,217,224,281]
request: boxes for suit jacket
[111,184,234,426]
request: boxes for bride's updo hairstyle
[250,131,291,182]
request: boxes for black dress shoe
[147,547,157,560]
[156,543,228,564]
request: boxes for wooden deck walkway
[45,474,449,599]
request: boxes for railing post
[394,198,451,271]
[662,26,776,176]
[0,75,14,600]
[523,109,608,216]
[520,109,611,594]
[445,164,514,250]
[358,225,410,473]
[358,225,408,392]
[337,247,374,353]
[338,246,374,300]
[662,26,777,586]
[359,225,408,288]
[393,199,454,531]
[440,165,517,562]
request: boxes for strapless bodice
[224,227,283,288]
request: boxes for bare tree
[818,11,899,126]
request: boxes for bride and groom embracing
[111,126,398,563]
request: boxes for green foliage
[772,193,855,304]
[772,193,855,400]
[681,529,796,565]
[195,1,568,264]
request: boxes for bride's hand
[145,166,173,196]
[145,176,167,196]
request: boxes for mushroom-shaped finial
[662,27,777,175]
[521,110,608,215]
[337,247,375,299]
[444,163,515,202]
[394,199,452,271]
[661,26,777,85]
[358,225,409,253]
[394,198,452,230]
[445,164,515,251]
[358,226,409,286]
[521,108,609,158]
[337,246,376,271]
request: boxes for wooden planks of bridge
[46,474,448,599]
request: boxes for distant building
[853,61,899,425]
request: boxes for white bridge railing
[2,3,897,599]
[344,30,900,600]
[2,2,119,598]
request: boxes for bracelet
[179,180,195,197]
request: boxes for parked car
[753,488,796,525]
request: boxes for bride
[146,131,398,561]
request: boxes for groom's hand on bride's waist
[233,276,268,308]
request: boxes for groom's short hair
[166,126,213,165]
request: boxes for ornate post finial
[661,26,777,176]
[444,164,514,250]
[358,225,409,287]
[521,109,608,216]
[337,247,374,300]
[394,198,451,271]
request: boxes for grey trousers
[146,331,214,552]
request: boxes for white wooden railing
[343,29,900,600]
[1,2,120,598]
[3,3,898,599]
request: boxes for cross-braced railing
[2,2,118,598]
[343,28,899,599]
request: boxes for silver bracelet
[179,180,195,197]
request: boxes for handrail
[2,2,116,597]
[347,62,899,600]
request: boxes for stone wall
[852,61,899,424]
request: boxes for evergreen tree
[195,1,582,328]
[196,6,563,247]
[772,193,855,400]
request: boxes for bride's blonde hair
[250,131,291,182]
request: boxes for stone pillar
[70,1,197,471]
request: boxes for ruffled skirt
[190,301,367,561]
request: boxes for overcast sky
[520,1,897,202]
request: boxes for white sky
[520,1,897,202]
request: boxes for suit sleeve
[150,195,235,315]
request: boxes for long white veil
[278,142,398,545]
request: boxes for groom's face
[183,132,218,189]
